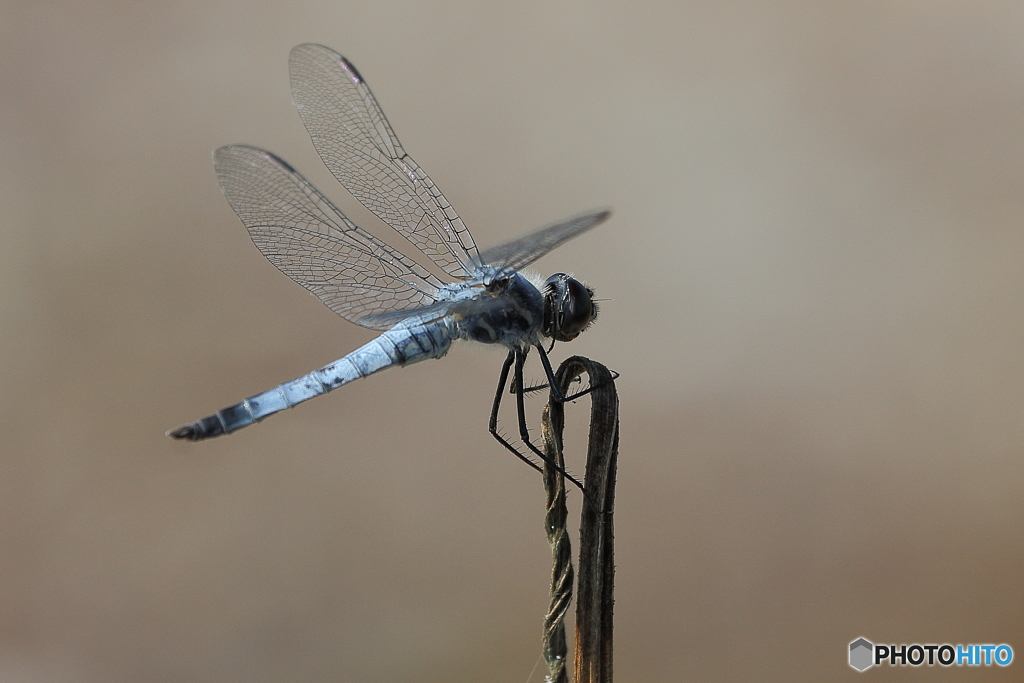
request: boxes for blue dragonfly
[169,44,609,489]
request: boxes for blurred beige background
[2,1,1023,681]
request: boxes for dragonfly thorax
[461,272,546,347]
[543,273,597,342]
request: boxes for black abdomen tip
[167,424,198,440]
[167,415,226,441]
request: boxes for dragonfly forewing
[289,43,479,279]
[476,209,611,272]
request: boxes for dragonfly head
[543,273,598,342]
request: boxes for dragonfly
[168,44,609,490]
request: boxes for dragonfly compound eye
[544,273,597,342]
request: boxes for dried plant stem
[540,356,619,683]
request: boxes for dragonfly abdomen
[168,321,453,441]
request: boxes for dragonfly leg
[507,345,555,395]
[534,343,620,402]
[489,350,543,474]
[508,344,590,397]
[509,378,571,395]
[512,348,589,495]
[488,348,590,498]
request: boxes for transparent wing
[289,43,479,278]
[477,209,611,272]
[356,291,499,329]
[214,145,449,330]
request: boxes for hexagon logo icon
[849,637,874,671]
